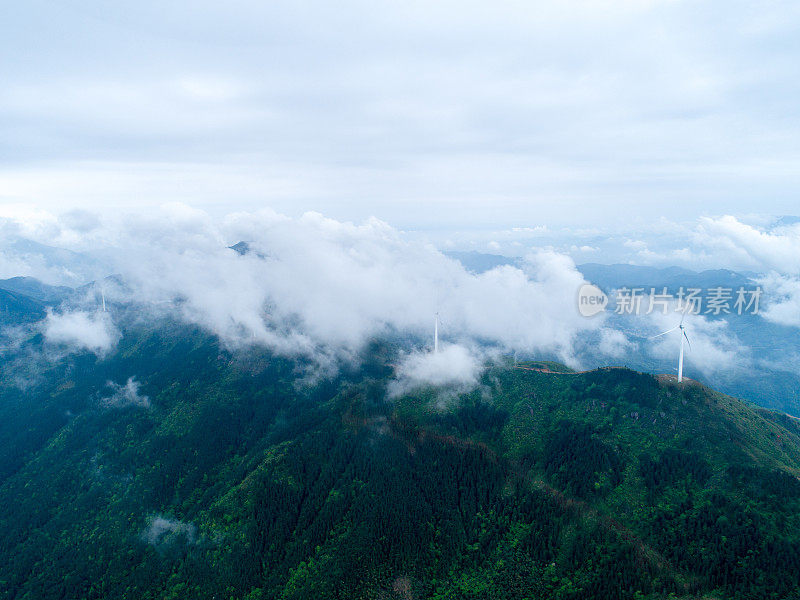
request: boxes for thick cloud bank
[10,207,798,386]
[20,205,607,371]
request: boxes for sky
[2,0,800,240]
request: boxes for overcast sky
[2,0,800,236]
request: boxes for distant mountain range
[576,263,756,294]
[0,238,106,287]
[0,276,73,303]
[0,288,47,324]
[446,250,757,290]
[771,215,800,229]
[445,251,800,415]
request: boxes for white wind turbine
[651,310,691,382]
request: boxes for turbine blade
[649,326,678,339]
[683,330,691,350]
[679,301,693,325]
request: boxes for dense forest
[2,322,800,599]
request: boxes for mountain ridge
[1,320,800,599]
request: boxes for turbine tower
[434,312,439,353]
[101,290,106,313]
[651,311,691,382]
[677,321,687,382]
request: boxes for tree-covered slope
[0,289,46,325]
[1,325,800,600]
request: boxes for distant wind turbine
[651,311,691,382]
[101,290,106,313]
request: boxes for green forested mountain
[2,323,800,600]
[0,289,46,325]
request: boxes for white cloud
[624,239,648,252]
[34,206,597,368]
[42,310,120,356]
[597,327,636,358]
[100,377,150,409]
[643,309,741,377]
[0,205,610,373]
[697,216,800,274]
[757,273,800,328]
[389,344,484,397]
[9,206,800,385]
[689,216,800,329]
[142,515,197,547]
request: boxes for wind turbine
[101,290,107,313]
[651,311,691,382]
